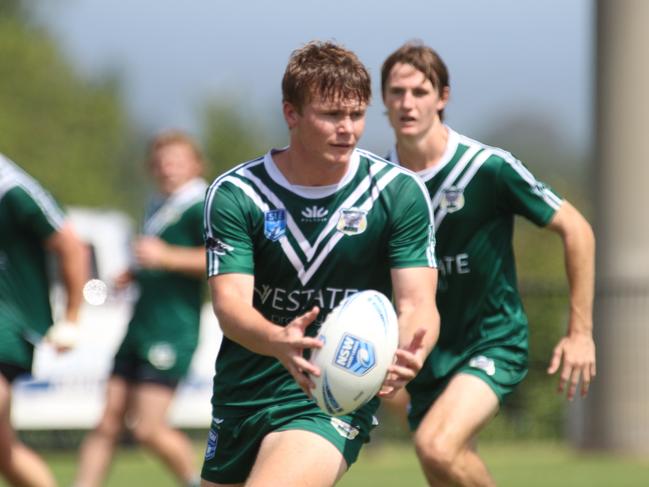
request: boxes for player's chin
[327,145,354,163]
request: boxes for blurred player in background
[74,132,208,487]
[0,153,88,487]
[381,42,596,486]
[200,40,439,487]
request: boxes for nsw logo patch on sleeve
[204,427,219,460]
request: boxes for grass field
[8,441,648,487]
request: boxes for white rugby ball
[309,290,399,416]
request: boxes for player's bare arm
[545,201,596,400]
[134,236,205,277]
[45,222,89,323]
[43,222,88,351]
[379,266,439,397]
[209,273,323,393]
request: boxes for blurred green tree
[200,97,277,180]
[0,10,135,210]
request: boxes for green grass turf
[5,441,648,486]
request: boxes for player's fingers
[387,363,417,382]
[294,355,320,377]
[558,360,572,394]
[567,366,581,401]
[547,345,563,374]
[298,337,324,350]
[292,307,320,331]
[591,361,597,377]
[406,328,427,353]
[394,348,422,371]
[581,366,592,398]
[378,385,396,398]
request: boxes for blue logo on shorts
[333,333,376,376]
[264,209,287,241]
[204,428,218,460]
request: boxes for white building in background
[12,208,222,430]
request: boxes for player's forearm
[398,302,439,358]
[212,290,284,356]
[562,212,595,336]
[159,245,205,277]
[49,226,89,322]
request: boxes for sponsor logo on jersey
[330,417,360,440]
[264,209,287,241]
[301,205,329,221]
[206,236,234,256]
[204,427,219,460]
[147,342,177,370]
[469,355,496,376]
[333,333,376,376]
[336,208,367,235]
[439,186,465,213]
[254,285,359,313]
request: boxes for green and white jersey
[0,154,65,340]
[123,178,208,366]
[387,127,562,387]
[204,148,436,411]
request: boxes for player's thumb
[547,345,563,374]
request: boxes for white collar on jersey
[388,126,460,182]
[263,147,361,200]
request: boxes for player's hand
[46,320,80,353]
[379,328,426,398]
[133,236,168,269]
[113,270,134,289]
[547,333,596,400]
[272,307,323,396]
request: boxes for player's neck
[273,145,350,187]
[396,123,448,172]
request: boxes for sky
[33,0,593,154]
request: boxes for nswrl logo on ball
[333,333,376,376]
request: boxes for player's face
[149,143,202,195]
[383,62,448,140]
[285,93,367,167]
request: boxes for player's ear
[437,86,450,111]
[283,101,300,129]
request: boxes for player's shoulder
[205,154,267,214]
[0,153,50,204]
[355,148,425,184]
[455,131,520,169]
[356,148,432,204]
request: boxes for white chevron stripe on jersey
[298,166,403,284]
[239,159,388,262]
[492,148,562,211]
[0,156,65,229]
[430,145,482,211]
[435,149,493,229]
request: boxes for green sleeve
[388,174,437,269]
[496,154,563,227]
[204,180,255,277]
[6,185,64,240]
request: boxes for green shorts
[114,333,195,382]
[407,346,528,431]
[200,399,377,484]
[0,322,35,371]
